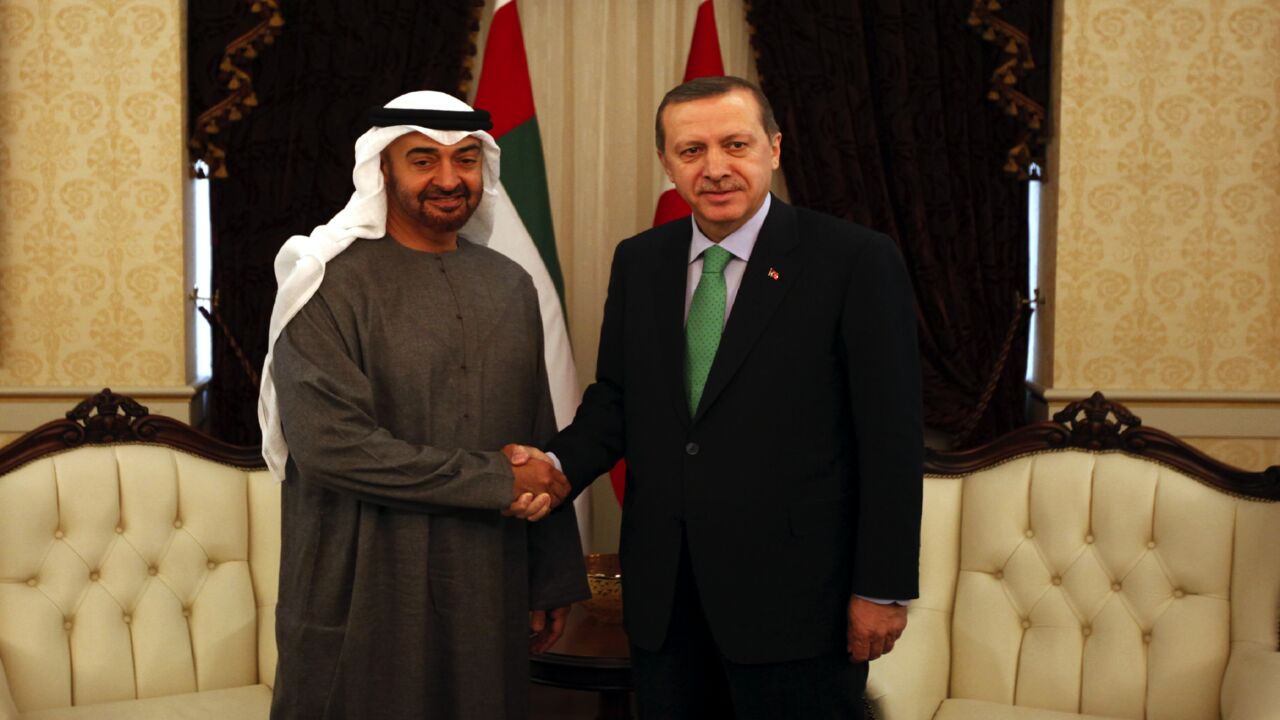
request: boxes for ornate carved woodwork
[925,392,1279,501]
[0,388,265,475]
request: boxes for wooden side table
[530,603,633,719]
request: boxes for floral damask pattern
[0,0,185,387]
[1186,437,1280,471]
[1056,0,1280,391]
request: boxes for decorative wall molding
[0,384,203,433]
[1028,383,1280,439]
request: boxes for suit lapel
[694,198,801,422]
[655,222,694,426]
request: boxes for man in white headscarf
[262,91,588,720]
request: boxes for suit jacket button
[685,442,700,456]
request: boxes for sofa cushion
[947,451,1253,719]
[934,698,1125,720]
[18,684,270,720]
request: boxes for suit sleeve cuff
[856,594,911,606]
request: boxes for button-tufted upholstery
[0,444,279,720]
[867,450,1280,720]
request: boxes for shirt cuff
[856,595,910,606]
[545,451,563,473]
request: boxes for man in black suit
[532,76,923,718]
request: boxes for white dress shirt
[684,194,772,322]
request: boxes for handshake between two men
[500,444,567,523]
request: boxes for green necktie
[685,245,733,415]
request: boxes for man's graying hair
[655,75,780,152]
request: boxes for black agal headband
[366,106,493,131]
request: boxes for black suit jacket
[549,197,923,664]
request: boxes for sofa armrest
[0,655,19,720]
[1221,642,1280,720]
[865,605,950,720]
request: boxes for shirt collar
[688,193,772,264]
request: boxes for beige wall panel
[0,0,188,389]
[1051,0,1280,392]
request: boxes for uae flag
[474,0,579,433]
[611,0,726,503]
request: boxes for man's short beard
[387,172,481,233]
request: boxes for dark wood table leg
[596,689,632,720]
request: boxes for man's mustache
[697,182,744,194]
[419,184,470,203]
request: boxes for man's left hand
[847,596,907,662]
[529,606,570,654]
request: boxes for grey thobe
[269,236,589,720]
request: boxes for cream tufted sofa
[867,393,1280,720]
[0,390,278,719]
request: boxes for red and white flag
[611,0,725,503]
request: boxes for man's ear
[657,149,675,183]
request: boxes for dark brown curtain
[189,0,479,444]
[747,0,1050,447]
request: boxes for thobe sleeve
[273,291,514,512]
[524,282,591,609]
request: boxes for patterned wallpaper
[0,0,186,387]
[1054,0,1280,391]
[1186,436,1280,471]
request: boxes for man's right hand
[501,445,570,522]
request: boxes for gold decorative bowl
[579,553,623,624]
